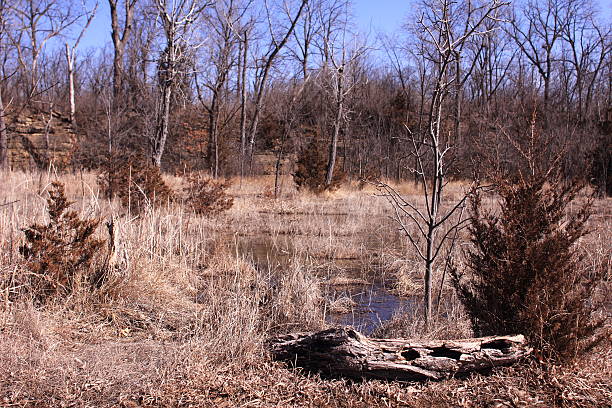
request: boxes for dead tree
[65,2,98,125]
[152,0,210,167]
[270,327,532,381]
[379,0,507,329]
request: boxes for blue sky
[79,0,413,53]
[353,0,411,35]
[79,0,611,54]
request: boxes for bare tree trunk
[239,32,248,184]
[0,89,8,170]
[152,0,206,168]
[274,131,286,199]
[65,44,76,125]
[207,97,219,178]
[109,0,136,98]
[152,80,172,167]
[378,0,505,330]
[325,70,343,186]
[63,5,97,127]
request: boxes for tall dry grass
[0,169,609,406]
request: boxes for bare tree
[0,0,9,169]
[560,0,610,119]
[108,0,138,97]
[124,9,157,87]
[246,0,308,171]
[379,0,507,328]
[8,0,80,101]
[289,0,319,79]
[319,4,366,187]
[196,0,249,178]
[238,27,249,181]
[65,2,98,125]
[0,88,7,170]
[468,22,516,108]
[508,0,566,105]
[272,77,310,197]
[151,0,210,167]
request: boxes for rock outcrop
[7,108,77,170]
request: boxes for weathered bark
[0,89,8,169]
[270,327,532,382]
[65,44,76,125]
[152,75,172,167]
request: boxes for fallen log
[269,327,532,381]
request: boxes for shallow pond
[235,233,412,334]
[325,283,415,334]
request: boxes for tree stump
[269,327,532,381]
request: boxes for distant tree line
[0,0,609,194]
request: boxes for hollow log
[269,327,532,381]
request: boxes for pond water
[325,283,415,334]
[235,232,412,334]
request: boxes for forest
[0,0,608,190]
[0,0,610,406]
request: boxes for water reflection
[235,233,413,333]
[326,284,415,334]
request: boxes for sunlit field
[1,170,610,407]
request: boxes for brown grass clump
[19,182,105,301]
[98,153,174,212]
[183,172,234,216]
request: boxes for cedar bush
[20,182,105,301]
[293,138,344,193]
[183,172,233,216]
[451,168,606,363]
[98,153,174,212]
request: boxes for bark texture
[0,90,7,169]
[269,327,532,381]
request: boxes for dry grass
[0,170,610,407]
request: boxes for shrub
[293,138,344,193]
[19,182,105,301]
[183,172,233,216]
[451,172,606,363]
[98,153,174,212]
[588,128,611,197]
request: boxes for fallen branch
[0,200,19,208]
[269,327,532,381]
